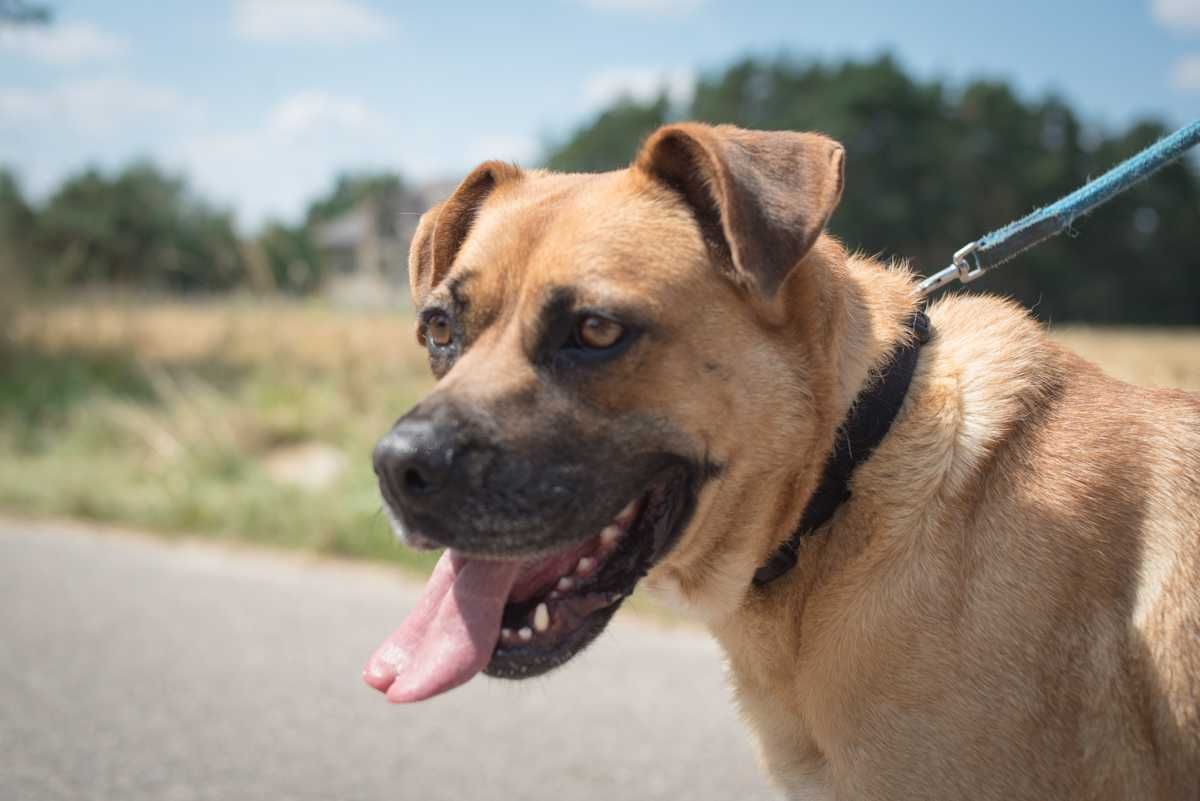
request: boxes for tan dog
[363,123,1200,800]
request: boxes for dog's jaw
[366,463,701,699]
[382,505,440,551]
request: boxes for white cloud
[1151,0,1200,31]
[583,67,696,110]
[267,91,379,135]
[0,21,127,65]
[584,0,702,17]
[1169,54,1200,89]
[175,90,401,227]
[233,0,395,44]
[465,134,539,166]
[0,77,186,134]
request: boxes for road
[0,519,772,801]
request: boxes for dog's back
[956,301,1200,798]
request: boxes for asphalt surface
[0,519,772,801]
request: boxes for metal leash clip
[952,241,984,283]
[914,240,983,298]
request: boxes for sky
[2,0,1199,230]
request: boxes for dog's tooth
[616,499,638,526]
[556,577,574,592]
[501,628,513,641]
[576,557,595,575]
[600,525,621,545]
[534,603,550,633]
[518,627,533,642]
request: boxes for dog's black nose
[373,417,454,502]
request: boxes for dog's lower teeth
[534,603,550,632]
[518,627,533,642]
[600,525,621,545]
[576,557,595,575]
[557,577,574,592]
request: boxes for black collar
[752,310,933,587]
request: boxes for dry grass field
[2,295,1198,574]
[0,295,435,568]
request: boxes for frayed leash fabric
[918,118,1200,295]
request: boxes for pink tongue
[363,550,522,703]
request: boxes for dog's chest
[727,677,834,799]
[780,776,835,801]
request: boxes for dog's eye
[426,313,453,348]
[576,316,624,350]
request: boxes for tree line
[0,164,416,295]
[545,55,1200,325]
[2,53,1197,322]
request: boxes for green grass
[0,298,439,574]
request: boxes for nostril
[403,467,430,494]
[375,418,453,502]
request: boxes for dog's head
[366,123,847,701]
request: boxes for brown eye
[577,316,624,349]
[425,313,453,348]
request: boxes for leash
[916,118,1200,297]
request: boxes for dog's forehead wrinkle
[444,269,476,303]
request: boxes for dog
[363,122,1200,800]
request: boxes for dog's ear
[634,123,845,297]
[408,161,522,306]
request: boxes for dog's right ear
[634,123,844,298]
[408,161,522,306]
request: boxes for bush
[31,163,245,292]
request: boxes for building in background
[312,179,458,305]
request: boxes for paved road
[1,519,771,801]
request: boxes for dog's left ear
[635,123,845,297]
[408,160,522,306]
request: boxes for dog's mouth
[363,465,692,703]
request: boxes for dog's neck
[646,243,924,619]
[771,238,923,445]
[752,301,931,586]
[745,244,925,576]
[774,240,925,515]
[827,254,924,419]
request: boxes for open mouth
[363,465,692,703]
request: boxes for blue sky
[2,0,1198,229]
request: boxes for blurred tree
[0,1,49,348]
[0,170,34,346]
[543,55,1200,324]
[256,221,321,294]
[545,98,671,173]
[305,171,409,227]
[0,1,51,24]
[0,169,35,264]
[32,163,245,292]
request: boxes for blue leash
[917,118,1200,297]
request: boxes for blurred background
[2,0,1199,565]
[2,2,1199,799]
